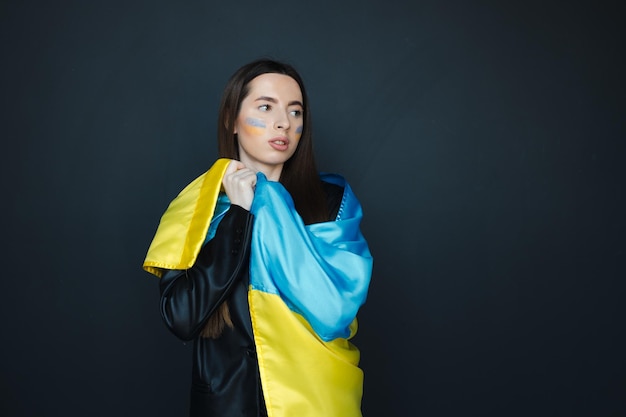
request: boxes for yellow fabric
[249,290,363,417]
[143,158,231,277]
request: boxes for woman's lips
[269,137,290,151]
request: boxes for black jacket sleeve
[158,205,254,341]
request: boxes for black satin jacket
[159,182,343,417]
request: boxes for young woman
[143,59,373,417]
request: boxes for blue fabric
[249,173,373,341]
[204,193,232,244]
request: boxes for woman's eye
[259,104,271,111]
[290,109,302,117]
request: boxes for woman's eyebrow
[255,96,278,103]
[254,96,303,107]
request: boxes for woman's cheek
[295,125,303,140]
[242,117,266,136]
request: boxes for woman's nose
[274,111,291,130]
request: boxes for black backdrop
[1,1,624,416]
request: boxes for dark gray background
[1,1,624,416]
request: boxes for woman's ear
[227,117,236,134]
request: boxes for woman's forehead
[246,73,302,101]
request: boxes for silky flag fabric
[249,172,372,341]
[249,172,373,417]
[142,158,231,277]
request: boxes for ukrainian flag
[144,159,373,416]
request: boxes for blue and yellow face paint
[242,116,303,141]
[243,117,266,136]
[295,125,303,140]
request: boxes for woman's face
[234,73,304,181]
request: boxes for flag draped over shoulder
[249,173,372,417]
[143,158,231,277]
[143,159,373,417]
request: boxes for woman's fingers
[222,160,256,210]
[225,159,246,175]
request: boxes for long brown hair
[201,59,328,338]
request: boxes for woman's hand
[222,160,257,211]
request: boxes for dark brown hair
[202,59,328,339]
